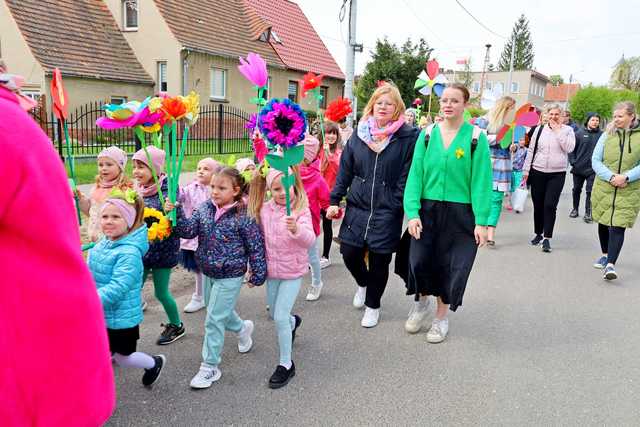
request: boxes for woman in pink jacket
[522,104,576,253]
[300,134,330,301]
[249,167,315,389]
[0,78,114,425]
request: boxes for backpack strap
[423,124,436,149]
[471,125,483,155]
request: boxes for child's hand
[285,215,298,234]
[326,205,340,219]
[164,201,176,212]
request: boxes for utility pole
[344,0,361,126]
[478,43,491,102]
[506,38,516,95]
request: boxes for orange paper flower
[161,96,187,121]
[300,72,324,97]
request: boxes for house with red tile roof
[103,0,345,113]
[544,83,581,110]
[1,0,344,113]
[1,0,155,111]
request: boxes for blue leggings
[266,278,301,366]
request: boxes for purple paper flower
[238,53,268,88]
[258,98,307,148]
[245,113,258,134]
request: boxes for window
[22,90,41,101]
[540,86,545,98]
[210,68,227,100]
[473,81,480,93]
[530,83,536,95]
[511,81,519,93]
[110,96,128,105]
[319,86,328,109]
[494,82,504,95]
[157,61,167,92]
[287,80,298,102]
[263,76,272,99]
[271,30,282,44]
[485,81,492,91]
[123,0,138,30]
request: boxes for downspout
[182,49,190,95]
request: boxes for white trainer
[426,318,449,343]
[237,320,254,353]
[189,363,222,389]
[353,286,366,308]
[305,282,323,301]
[184,295,205,313]
[405,299,431,334]
[319,257,331,269]
[361,307,380,328]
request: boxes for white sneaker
[361,307,380,328]
[189,363,222,389]
[353,286,366,308]
[237,320,254,353]
[319,257,331,269]
[142,299,148,312]
[306,283,323,301]
[184,295,205,313]
[426,318,449,343]
[405,299,431,334]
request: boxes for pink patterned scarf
[136,175,166,198]
[357,116,405,153]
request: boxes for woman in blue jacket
[88,190,165,387]
[326,83,417,328]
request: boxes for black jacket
[330,123,417,253]
[569,113,603,176]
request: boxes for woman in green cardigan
[591,101,640,281]
[403,84,492,343]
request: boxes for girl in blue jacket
[166,167,267,390]
[88,189,165,388]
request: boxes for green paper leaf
[500,128,514,149]
[266,153,288,172]
[283,144,305,167]
[281,173,295,189]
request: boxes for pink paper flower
[238,53,268,88]
[258,98,307,148]
[253,137,268,163]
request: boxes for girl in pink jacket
[300,135,330,301]
[249,167,315,389]
[179,157,221,313]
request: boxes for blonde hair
[94,158,132,188]
[543,103,563,114]
[247,166,308,222]
[362,83,406,121]
[486,96,516,134]
[607,101,637,135]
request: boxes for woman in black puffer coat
[326,83,417,328]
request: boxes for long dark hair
[323,122,342,153]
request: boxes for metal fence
[28,100,253,158]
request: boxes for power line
[454,0,506,39]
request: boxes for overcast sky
[294,0,640,86]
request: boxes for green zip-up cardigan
[403,122,493,225]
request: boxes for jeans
[487,190,504,227]
[307,237,322,287]
[598,224,626,265]
[266,278,302,366]
[201,276,245,366]
[572,173,595,212]
[340,243,393,309]
[529,169,566,238]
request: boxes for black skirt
[404,200,478,311]
[107,326,140,356]
[179,249,199,272]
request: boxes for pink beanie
[303,134,320,163]
[132,146,165,175]
[97,146,127,171]
[235,158,256,173]
[266,167,295,189]
[199,157,222,173]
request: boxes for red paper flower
[300,72,324,97]
[376,80,387,88]
[325,97,353,122]
[412,98,423,107]
[161,96,187,121]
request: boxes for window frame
[157,61,167,93]
[287,80,298,103]
[473,81,480,93]
[511,81,519,93]
[122,0,139,31]
[319,86,328,109]
[210,67,227,101]
[110,96,128,105]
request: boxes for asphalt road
[106,182,640,426]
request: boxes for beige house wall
[103,0,182,94]
[0,0,46,92]
[44,76,154,113]
[186,52,344,113]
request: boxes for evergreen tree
[498,14,535,71]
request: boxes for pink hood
[0,87,114,426]
[300,160,330,236]
[260,199,316,279]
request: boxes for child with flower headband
[178,157,222,313]
[166,167,266,389]
[87,189,166,388]
[300,134,330,301]
[248,166,315,389]
[77,146,132,242]
[132,146,184,345]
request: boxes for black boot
[584,193,593,223]
[269,362,296,389]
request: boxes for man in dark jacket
[563,110,580,132]
[568,112,602,222]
